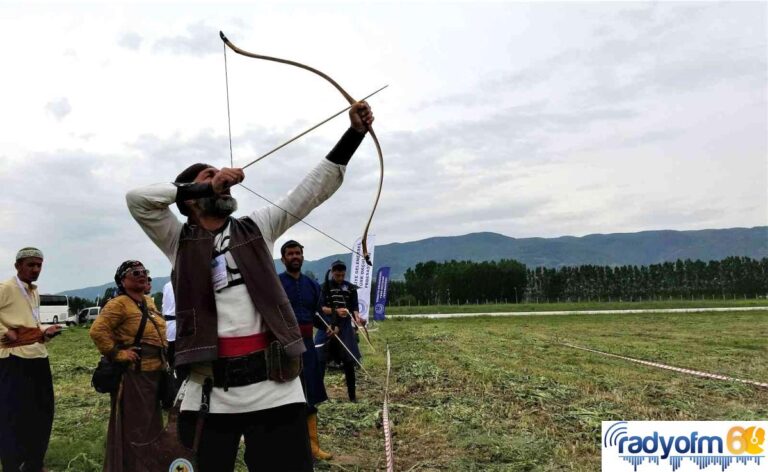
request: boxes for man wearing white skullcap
[0,247,62,472]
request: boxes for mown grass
[41,309,768,471]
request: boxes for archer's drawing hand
[212,168,245,194]
[350,101,374,133]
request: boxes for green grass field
[42,308,767,471]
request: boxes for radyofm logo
[602,421,767,471]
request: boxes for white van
[74,306,101,325]
[65,311,79,326]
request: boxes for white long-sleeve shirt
[127,158,346,413]
[162,281,176,342]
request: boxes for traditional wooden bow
[220,31,383,265]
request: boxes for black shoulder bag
[91,299,150,394]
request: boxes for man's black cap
[175,162,211,216]
[280,240,304,256]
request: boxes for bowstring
[224,42,234,168]
[238,184,365,259]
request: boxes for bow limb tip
[364,254,372,266]
[219,31,228,42]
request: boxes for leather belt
[138,344,163,359]
[211,351,269,391]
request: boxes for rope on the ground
[559,342,768,389]
[383,345,395,472]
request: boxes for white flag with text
[349,234,375,321]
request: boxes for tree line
[66,256,767,313]
[385,256,768,305]
[388,259,527,305]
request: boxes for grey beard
[198,195,238,218]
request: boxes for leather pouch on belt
[266,340,302,382]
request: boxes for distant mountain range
[59,226,767,300]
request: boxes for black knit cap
[331,259,346,271]
[175,162,212,216]
[280,240,304,257]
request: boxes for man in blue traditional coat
[279,240,333,461]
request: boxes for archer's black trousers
[178,402,313,472]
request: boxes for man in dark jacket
[314,260,362,402]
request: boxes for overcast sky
[1,1,765,293]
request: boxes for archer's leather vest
[172,216,305,367]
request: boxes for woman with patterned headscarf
[89,260,167,472]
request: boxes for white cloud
[45,98,72,121]
[117,31,143,50]
[153,21,220,57]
